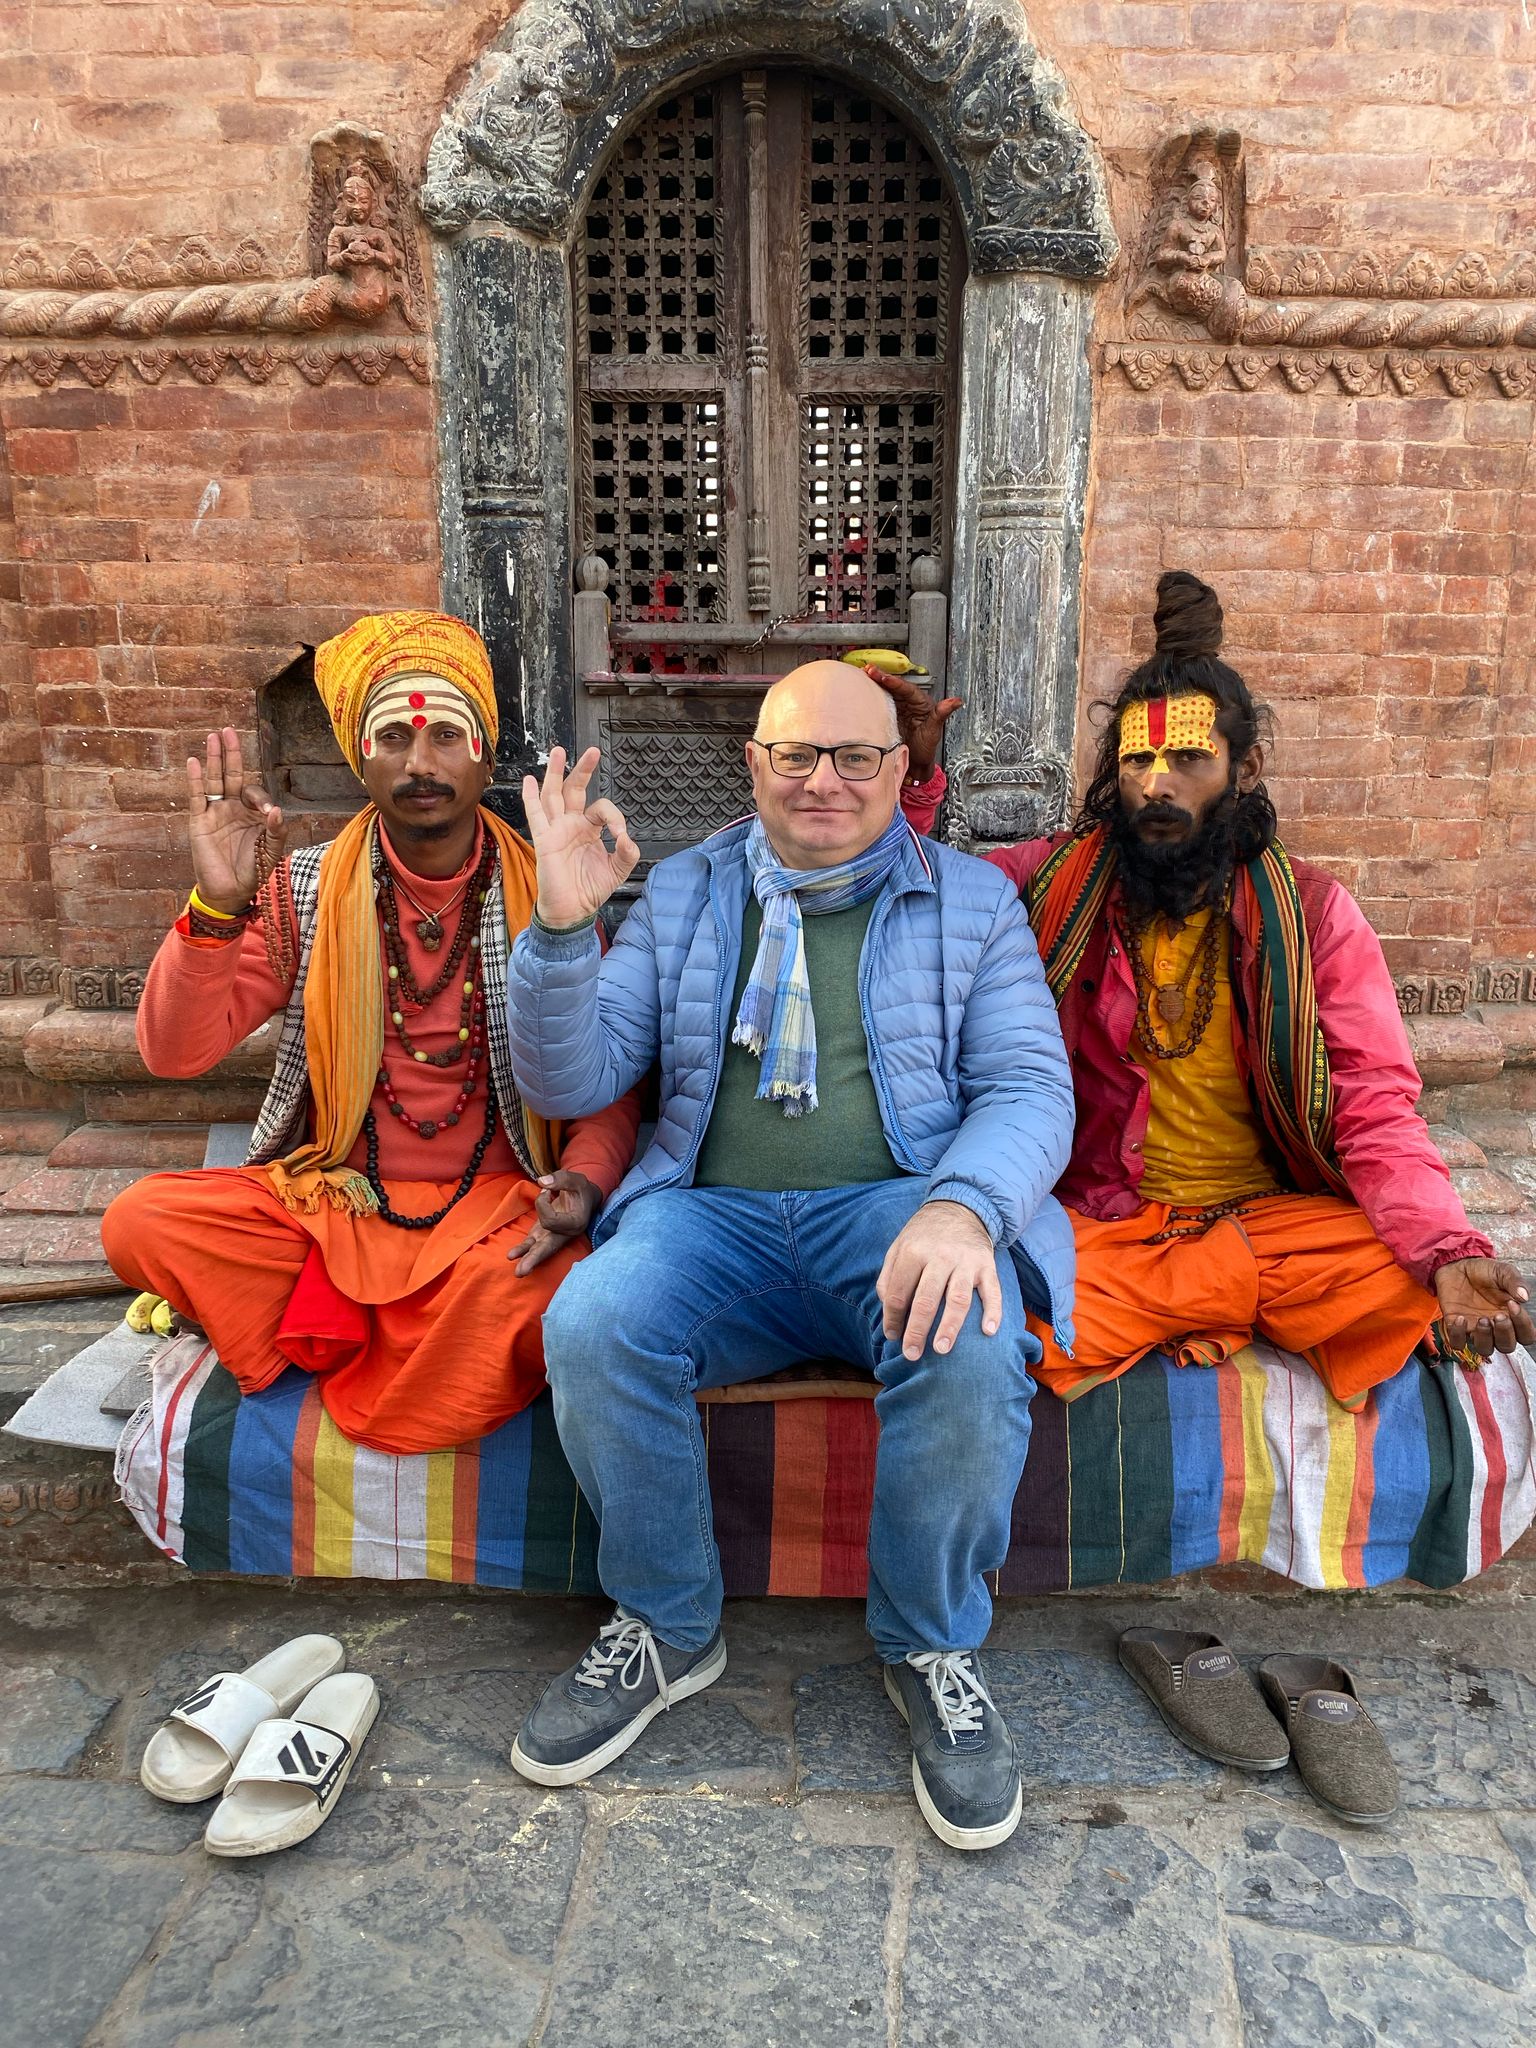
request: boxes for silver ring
[205,793,226,802]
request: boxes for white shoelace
[908,1650,995,1743]
[573,1613,671,1706]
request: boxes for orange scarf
[264,806,559,1213]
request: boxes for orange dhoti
[101,1166,584,1455]
[1030,1192,1438,1410]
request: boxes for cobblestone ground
[3,1582,1535,2048]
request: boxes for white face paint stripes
[360,671,484,761]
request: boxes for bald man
[502,662,1074,1850]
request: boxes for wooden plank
[585,361,727,396]
[740,69,773,618]
[764,72,808,633]
[608,620,909,645]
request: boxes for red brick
[48,1121,207,1169]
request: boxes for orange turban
[313,610,497,776]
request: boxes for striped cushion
[116,1336,1536,1593]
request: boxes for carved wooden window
[572,70,962,853]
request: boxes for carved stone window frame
[422,0,1115,846]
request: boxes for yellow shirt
[1135,907,1282,1208]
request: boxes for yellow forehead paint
[1118,692,1219,776]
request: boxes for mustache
[392,778,456,802]
[1135,801,1195,832]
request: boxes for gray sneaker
[885,1650,1022,1851]
[510,1610,726,1787]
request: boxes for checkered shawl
[732,810,912,1116]
[244,837,540,1181]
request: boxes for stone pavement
[4,1583,1536,2048]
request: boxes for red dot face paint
[408,691,426,709]
[411,714,427,728]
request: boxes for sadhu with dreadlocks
[891,570,1534,1408]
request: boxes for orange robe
[102,825,640,1454]
[1029,909,1437,1411]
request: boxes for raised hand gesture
[521,746,639,927]
[186,727,285,914]
[867,667,963,781]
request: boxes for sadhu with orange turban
[101,610,640,1455]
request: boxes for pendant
[416,915,443,953]
[1155,985,1186,1024]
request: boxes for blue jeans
[541,1180,1039,1660]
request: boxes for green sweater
[693,896,905,1192]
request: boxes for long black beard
[1112,784,1240,922]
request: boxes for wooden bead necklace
[374,834,495,1009]
[378,1001,487,1139]
[1124,895,1229,1061]
[362,1085,499,1229]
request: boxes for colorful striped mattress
[115,1334,1536,1594]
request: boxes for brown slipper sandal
[1257,1656,1398,1826]
[1119,1627,1290,1771]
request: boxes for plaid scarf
[733,810,912,1116]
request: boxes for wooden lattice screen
[572,69,962,853]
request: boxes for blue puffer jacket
[509,821,1078,1346]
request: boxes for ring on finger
[205,791,226,803]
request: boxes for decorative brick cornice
[1107,128,1536,397]
[1102,343,1536,400]
[0,959,148,1009]
[0,124,429,390]
[1395,967,1536,1017]
[0,956,60,999]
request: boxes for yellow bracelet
[188,885,247,921]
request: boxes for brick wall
[1028,0,1536,978]
[1,0,1533,986]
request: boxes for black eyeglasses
[750,740,902,783]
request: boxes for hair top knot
[1153,570,1224,660]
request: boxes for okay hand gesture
[186,727,285,914]
[521,746,639,927]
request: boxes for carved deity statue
[326,170,400,276]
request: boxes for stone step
[46,1123,208,1171]
[0,1298,133,1416]
[1450,1168,1531,1216]
[0,1167,146,1219]
[0,1214,114,1270]
[0,1113,73,1155]
[1454,1109,1536,1159]
[1426,1125,1487,1170]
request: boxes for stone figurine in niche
[1131,129,1536,359]
[0,123,424,340]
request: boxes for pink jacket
[903,771,1490,1287]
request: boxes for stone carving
[943,719,1072,849]
[1477,966,1527,1005]
[421,0,1116,279]
[1428,974,1471,1017]
[1395,977,1427,1017]
[0,957,61,998]
[0,125,428,389]
[1109,129,1536,397]
[1246,248,1536,302]
[0,1475,131,1529]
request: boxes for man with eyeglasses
[502,657,1075,1851]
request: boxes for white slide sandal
[202,1672,380,1858]
[139,1634,346,1805]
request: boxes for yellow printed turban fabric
[312,610,497,775]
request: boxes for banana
[126,1291,176,1338]
[839,648,928,677]
[125,1291,160,1333]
